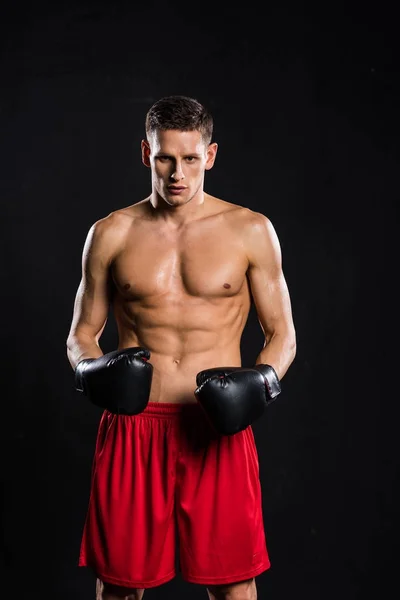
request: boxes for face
[141,129,218,206]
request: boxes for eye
[185,156,196,162]
[156,156,171,162]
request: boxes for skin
[67,128,297,600]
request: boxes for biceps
[249,268,293,338]
[69,274,110,340]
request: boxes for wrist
[254,364,281,400]
[75,358,96,393]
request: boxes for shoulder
[83,200,146,261]
[206,196,278,242]
[206,195,261,224]
[89,199,148,240]
[238,207,271,228]
[228,207,281,266]
[216,199,274,235]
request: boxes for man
[66,95,296,600]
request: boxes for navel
[223,283,231,289]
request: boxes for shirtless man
[66,95,297,600]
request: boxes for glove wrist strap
[75,358,95,394]
[254,364,281,400]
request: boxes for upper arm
[67,218,116,344]
[245,212,295,344]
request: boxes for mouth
[167,186,187,195]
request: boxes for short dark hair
[145,95,213,145]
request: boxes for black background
[1,2,398,598]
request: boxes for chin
[165,195,190,207]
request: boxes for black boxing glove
[75,347,153,415]
[195,364,281,435]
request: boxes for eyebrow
[156,150,200,156]
[155,152,202,158]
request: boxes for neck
[149,190,206,227]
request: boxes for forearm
[66,333,104,370]
[255,332,296,380]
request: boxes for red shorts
[78,401,270,588]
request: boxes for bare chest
[111,224,249,299]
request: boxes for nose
[170,162,185,182]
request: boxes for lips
[167,186,186,194]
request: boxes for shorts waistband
[142,401,203,417]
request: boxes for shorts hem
[182,561,271,586]
[79,563,176,589]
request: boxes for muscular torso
[109,195,253,403]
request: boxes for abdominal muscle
[140,345,242,404]
[114,297,249,404]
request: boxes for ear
[141,139,151,168]
[205,142,218,171]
